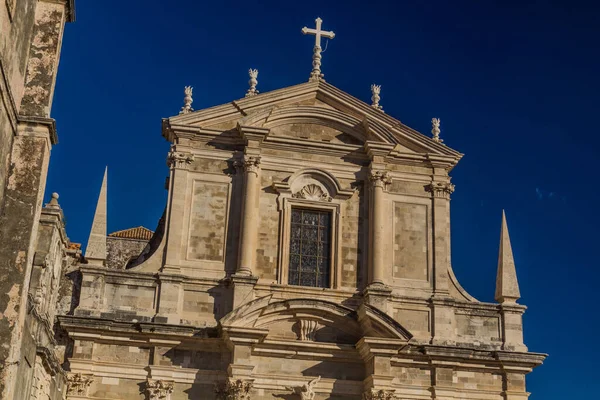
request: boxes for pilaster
[357,337,405,394]
[155,274,184,325]
[163,148,194,273]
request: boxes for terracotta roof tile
[108,226,154,241]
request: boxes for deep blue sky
[48,1,599,397]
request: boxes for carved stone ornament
[234,156,261,176]
[362,389,398,400]
[371,84,383,111]
[296,319,319,341]
[302,18,335,82]
[292,184,332,202]
[146,379,174,400]
[167,149,194,169]
[427,181,455,199]
[179,86,193,114]
[286,376,321,400]
[245,68,259,97]
[368,170,392,189]
[214,379,253,400]
[431,117,443,143]
[66,373,94,396]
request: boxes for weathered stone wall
[106,236,149,269]
[0,1,74,398]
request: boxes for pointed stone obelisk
[495,210,521,303]
[85,167,108,266]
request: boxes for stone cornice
[393,344,546,373]
[17,115,58,145]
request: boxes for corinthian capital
[214,379,253,400]
[427,181,455,199]
[234,156,261,176]
[167,149,194,170]
[368,169,392,189]
[363,389,397,400]
[146,379,174,400]
[67,373,94,397]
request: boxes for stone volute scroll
[286,376,321,400]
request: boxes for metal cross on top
[302,17,335,82]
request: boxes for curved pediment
[220,296,412,344]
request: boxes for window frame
[277,197,341,289]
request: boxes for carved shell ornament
[292,184,332,202]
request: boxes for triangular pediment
[166,81,462,159]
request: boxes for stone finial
[495,210,521,304]
[45,192,60,209]
[85,167,108,266]
[431,118,442,143]
[371,84,383,111]
[302,17,335,82]
[286,376,320,400]
[179,86,193,114]
[245,69,259,97]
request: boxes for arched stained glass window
[288,208,331,288]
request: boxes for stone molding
[427,181,455,199]
[66,373,94,397]
[214,378,253,400]
[146,379,174,400]
[368,170,392,190]
[363,389,397,400]
[234,156,261,176]
[166,149,194,170]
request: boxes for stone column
[363,168,393,310]
[368,169,391,286]
[235,156,261,276]
[163,148,194,273]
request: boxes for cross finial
[245,69,259,97]
[431,118,442,143]
[302,17,335,82]
[371,84,383,111]
[179,86,193,114]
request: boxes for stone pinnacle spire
[495,210,521,303]
[85,167,108,265]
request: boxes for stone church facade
[0,6,545,399]
[59,78,545,399]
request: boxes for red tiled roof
[108,226,154,241]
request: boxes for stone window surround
[277,196,342,289]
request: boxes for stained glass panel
[288,208,331,288]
